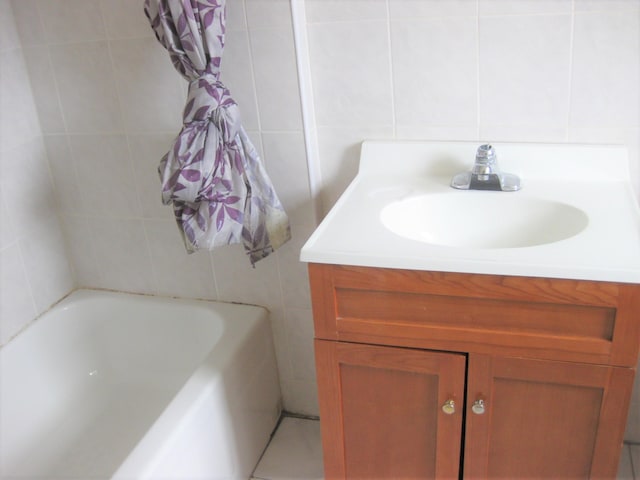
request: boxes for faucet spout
[451,144,520,191]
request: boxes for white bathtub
[0,289,282,479]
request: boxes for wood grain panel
[309,263,640,367]
[310,263,640,479]
[315,340,465,479]
[336,288,615,338]
[328,264,620,306]
[464,354,636,479]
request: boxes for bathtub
[0,289,282,479]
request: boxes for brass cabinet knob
[472,399,486,415]
[442,399,456,415]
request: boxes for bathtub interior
[118,311,283,479]
[0,290,282,479]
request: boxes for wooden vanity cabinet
[309,263,640,480]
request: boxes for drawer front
[309,264,640,366]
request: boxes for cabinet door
[315,340,466,479]
[464,354,635,479]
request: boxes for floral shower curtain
[144,0,290,265]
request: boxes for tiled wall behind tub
[10,0,318,416]
[303,0,640,441]
[0,0,74,346]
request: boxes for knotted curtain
[144,0,290,264]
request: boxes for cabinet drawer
[309,264,640,366]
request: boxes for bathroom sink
[301,141,640,283]
[380,193,589,249]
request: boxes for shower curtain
[144,0,290,265]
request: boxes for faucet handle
[451,143,521,191]
[475,144,496,165]
[473,144,498,176]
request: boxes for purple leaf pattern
[144,0,291,264]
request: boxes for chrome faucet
[451,144,520,191]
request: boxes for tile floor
[252,416,640,480]
[252,417,323,480]
[620,443,640,480]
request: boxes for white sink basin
[301,141,640,283]
[380,193,589,249]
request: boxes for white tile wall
[126,133,177,219]
[143,219,217,299]
[574,0,640,12]
[21,47,66,134]
[223,30,260,131]
[306,0,385,22]
[0,0,74,346]
[250,28,304,131]
[478,14,572,128]
[19,217,73,312]
[308,20,393,128]
[0,0,20,50]
[99,0,155,40]
[69,134,143,217]
[261,132,313,225]
[0,245,37,345]
[315,125,393,212]
[48,42,124,133]
[389,0,478,18]
[306,0,640,214]
[570,10,640,127]
[246,0,294,30]
[0,49,40,150]
[479,0,573,15]
[109,38,185,132]
[37,0,106,44]
[1,139,57,237]
[391,16,478,126]
[88,217,157,294]
[9,0,45,47]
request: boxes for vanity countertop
[300,141,640,283]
